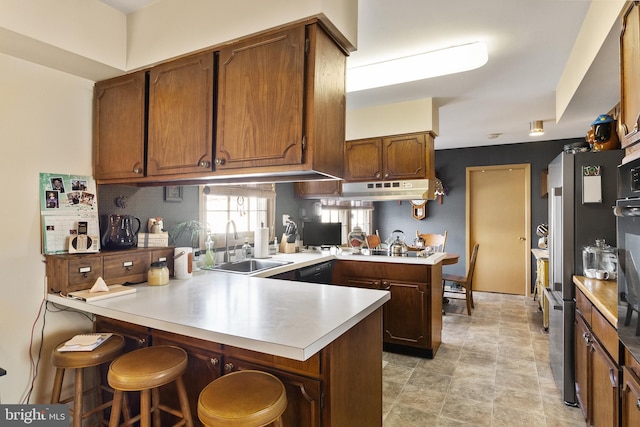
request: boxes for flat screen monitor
[302,222,342,247]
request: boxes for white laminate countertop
[45,250,445,361]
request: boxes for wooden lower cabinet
[94,307,382,426]
[332,260,441,357]
[574,289,620,426]
[622,365,640,426]
[151,330,223,426]
[223,356,322,427]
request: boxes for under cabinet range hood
[340,179,435,201]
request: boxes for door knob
[519,237,526,241]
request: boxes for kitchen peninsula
[46,252,443,426]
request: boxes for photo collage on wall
[39,173,100,254]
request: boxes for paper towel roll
[254,228,270,258]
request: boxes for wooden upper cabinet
[216,26,305,170]
[344,132,434,182]
[93,20,346,184]
[621,2,640,147]
[147,51,214,176]
[294,180,342,198]
[343,138,383,181]
[93,71,146,180]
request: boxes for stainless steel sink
[212,259,291,274]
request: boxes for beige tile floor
[382,292,587,426]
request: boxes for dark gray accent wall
[374,138,578,276]
[97,185,200,246]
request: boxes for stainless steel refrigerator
[545,149,622,406]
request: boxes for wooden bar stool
[107,345,193,427]
[51,334,125,427]
[198,370,287,427]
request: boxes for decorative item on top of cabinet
[344,131,435,182]
[93,71,147,180]
[147,51,214,176]
[215,23,346,180]
[620,2,640,151]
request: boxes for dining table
[442,252,459,265]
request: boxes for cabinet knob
[199,160,211,168]
[132,166,143,174]
[214,158,225,166]
[636,398,640,410]
[224,362,234,372]
[381,281,391,290]
[375,172,381,178]
[582,332,590,344]
[209,357,219,366]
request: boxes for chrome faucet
[224,220,238,262]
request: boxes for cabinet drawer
[103,251,151,283]
[576,289,592,324]
[224,345,321,377]
[67,257,103,291]
[592,308,619,364]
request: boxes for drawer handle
[224,362,234,372]
[582,332,590,344]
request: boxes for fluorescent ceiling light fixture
[529,120,544,136]
[347,41,488,92]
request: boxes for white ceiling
[99,0,620,151]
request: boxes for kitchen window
[320,200,373,241]
[199,184,276,248]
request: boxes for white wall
[0,52,94,403]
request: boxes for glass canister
[582,239,617,280]
[148,261,170,286]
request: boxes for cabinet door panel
[621,2,640,144]
[382,133,426,180]
[217,26,304,169]
[591,336,619,427]
[575,312,590,421]
[294,181,341,198]
[224,357,321,427]
[344,138,383,181]
[93,71,146,179]
[622,365,640,427]
[148,52,214,176]
[383,281,428,347]
[153,332,223,427]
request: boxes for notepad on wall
[57,333,113,352]
[68,285,136,302]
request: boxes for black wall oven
[616,157,640,363]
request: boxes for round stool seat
[198,370,287,427]
[108,345,187,391]
[52,335,125,369]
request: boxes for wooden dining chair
[419,231,448,252]
[442,243,479,315]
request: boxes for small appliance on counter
[101,214,141,250]
[582,239,617,280]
